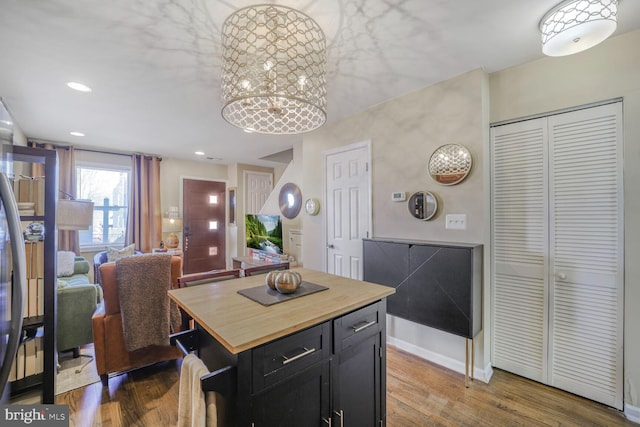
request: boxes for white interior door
[491,102,623,410]
[547,103,623,409]
[245,171,272,214]
[325,143,371,279]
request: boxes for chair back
[243,262,289,277]
[93,249,143,284]
[178,269,242,288]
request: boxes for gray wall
[301,68,490,377]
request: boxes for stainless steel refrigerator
[0,99,27,402]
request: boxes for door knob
[557,272,567,280]
[327,244,335,249]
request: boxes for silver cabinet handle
[322,416,332,426]
[282,347,315,365]
[334,410,344,427]
[352,320,376,333]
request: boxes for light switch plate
[446,214,467,230]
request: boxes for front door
[325,142,371,279]
[182,179,226,274]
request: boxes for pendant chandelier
[221,5,327,134]
[539,0,618,57]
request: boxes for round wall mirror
[279,182,302,219]
[428,144,472,185]
[407,191,438,220]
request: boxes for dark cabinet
[251,360,331,427]
[364,238,482,339]
[191,300,388,426]
[332,299,385,427]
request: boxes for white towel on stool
[178,354,224,427]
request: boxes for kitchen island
[168,267,395,426]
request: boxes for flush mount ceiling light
[221,5,327,134]
[66,82,92,92]
[539,0,618,57]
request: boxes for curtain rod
[28,138,162,160]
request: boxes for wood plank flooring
[53,346,633,426]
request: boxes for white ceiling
[1,0,639,167]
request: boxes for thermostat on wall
[391,191,406,202]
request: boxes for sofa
[57,256,103,354]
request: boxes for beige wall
[301,68,490,376]
[490,29,640,410]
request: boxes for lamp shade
[221,4,327,134]
[162,217,183,233]
[57,199,94,230]
[539,0,617,57]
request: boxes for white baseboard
[388,336,492,384]
[626,403,640,424]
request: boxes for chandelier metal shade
[539,0,618,57]
[221,5,327,134]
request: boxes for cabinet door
[363,239,409,318]
[409,245,473,337]
[250,360,331,427]
[332,332,382,427]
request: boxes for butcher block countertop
[168,267,395,355]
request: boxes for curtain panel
[127,154,162,253]
[28,141,79,253]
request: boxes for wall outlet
[446,214,467,230]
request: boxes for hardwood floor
[54,347,633,426]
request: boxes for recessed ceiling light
[70,131,85,137]
[195,151,205,156]
[66,82,92,92]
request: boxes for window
[76,165,130,248]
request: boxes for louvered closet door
[491,118,549,382]
[491,102,623,410]
[548,103,623,409]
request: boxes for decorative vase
[274,270,302,294]
[165,232,179,249]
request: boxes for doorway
[324,141,371,279]
[182,178,226,274]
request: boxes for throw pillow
[57,251,76,277]
[57,279,70,289]
[107,244,136,262]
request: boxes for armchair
[92,255,183,385]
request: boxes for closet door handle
[557,272,567,281]
[334,410,344,427]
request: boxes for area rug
[56,344,101,395]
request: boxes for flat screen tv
[245,214,283,255]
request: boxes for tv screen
[246,214,283,255]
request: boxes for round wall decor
[305,198,320,216]
[428,144,472,185]
[278,182,302,219]
[407,191,438,220]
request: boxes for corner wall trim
[388,336,492,384]
[625,403,640,424]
